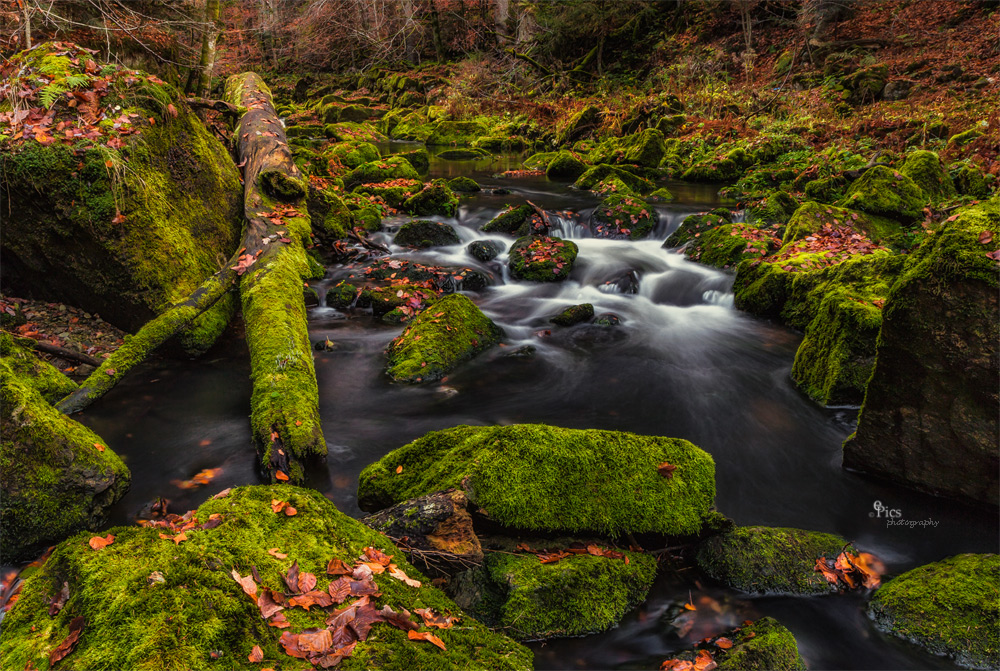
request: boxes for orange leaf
[694,649,717,671]
[715,637,733,649]
[271,499,287,513]
[855,552,885,589]
[248,645,263,663]
[388,565,421,587]
[326,558,353,575]
[275,470,290,481]
[657,462,677,478]
[395,465,403,474]
[683,602,696,611]
[93,443,105,452]
[231,569,258,602]
[414,608,459,629]
[363,547,393,567]
[268,548,288,559]
[172,532,187,545]
[408,629,446,651]
[88,534,114,550]
[284,506,297,517]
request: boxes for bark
[197,0,222,98]
[30,341,102,368]
[224,72,326,483]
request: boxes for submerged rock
[393,220,460,248]
[384,294,502,383]
[0,485,532,671]
[508,236,579,282]
[696,526,849,595]
[358,424,717,537]
[402,179,459,217]
[868,554,999,670]
[467,240,504,262]
[843,199,999,503]
[550,303,594,326]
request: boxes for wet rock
[838,165,926,223]
[508,236,578,282]
[324,141,380,169]
[384,294,502,383]
[353,179,423,209]
[448,176,481,193]
[314,337,338,351]
[343,156,420,187]
[427,121,488,147]
[436,148,490,161]
[589,128,666,168]
[592,313,622,326]
[362,489,483,572]
[843,200,999,504]
[402,179,459,217]
[574,164,654,194]
[697,526,850,596]
[663,617,806,671]
[746,190,799,226]
[393,220,460,249]
[481,204,535,236]
[358,424,717,537]
[600,271,640,294]
[467,240,504,262]
[550,303,594,326]
[664,211,731,248]
[398,146,430,172]
[0,485,533,671]
[867,554,999,670]
[502,345,537,358]
[362,284,440,321]
[591,194,656,239]
[303,285,320,307]
[325,281,358,309]
[545,151,587,181]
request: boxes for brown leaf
[414,608,459,629]
[978,230,993,245]
[327,577,352,604]
[715,637,733,649]
[47,582,70,616]
[379,605,419,632]
[694,649,717,671]
[275,470,290,481]
[49,616,85,664]
[388,565,421,587]
[298,571,317,594]
[268,612,291,628]
[854,552,885,589]
[231,569,258,601]
[268,548,288,559]
[258,588,285,619]
[248,645,263,663]
[271,499,287,513]
[315,642,358,668]
[283,561,301,594]
[657,462,677,478]
[88,534,114,550]
[284,506,297,517]
[408,629,447,651]
[363,547,393,567]
[814,557,840,585]
[660,661,695,671]
[166,103,178,118]
[326,558,353,576]
[289,589,333,611]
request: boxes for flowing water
[77,151,997,670]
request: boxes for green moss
[782,201,901,246]
[804,175,849,203]
[717,617,806,670]
[550,303,594,326]
[952,164,991,199]
[436,148,490,161]
[358,424,716,537]
[448,176,481,193]
[523,152,558,170]
[900,150,956,202]
[326,281,358,309]
[307,184,353,240]
[481,205,533,236]
[664,212,730,248]
[0,332,77,403]
[590,128,665,168]
[324,122,387,143]
[696,526,849,595]
[384,294,502,383]
[397,147,430,173]
[363,284,440,322]
[0,360,129,562]
[591,194,656,239]
[868,554,999,670]
[746,190,798,226]
[508,236,578,282]
[684,223,779,269]
[681,146,751,183]
[426,121,488,147]
[556,105,601,145]
[839,165,927,223]
[389,111,436,142]
[326,141,380,169]
[353,179,423,209]
[647,187,675,202]
[344,157,420,188]
[948,127,984,147]
[841,64,888,103]
[393,220,460,248]
[574,165,653,194]
[479,551,657,640]
[545,151,587,180]
[402,179,459,217]
[0,485,532,671]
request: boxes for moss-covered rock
[363,284,440,322]
[467,240,504,262]
[523,152,559,170]
[746,190,799,226]
[683,223,781,269]
[0,360,130,562]
[393,220,460,249]
[0,485,533,671]
[344,157,420,188]
[841,64,888,103]
[326,281,359,309]
[1,45,242,356]
[550,303,594,326]
[556,105,601,145]
[324,122,387,143]
[545,151,587,180]
[358,424,716,537]
[388,110,436,142]
[326,141,380,169]
[460,550,657,640]
[481,205,534,236]
[508,236,578,282]
[0,332,77,403]
[952,164,991,199]
[839,165,927,223]
[398,147,430,173]
[402,179,459,217]
[384,294,502,383]
[647,187,675,202]
[591,194,656,239]
[307,184,354,240]
[590,128,666,168]
[426,121,488,147]
[717,618,806,670]
[664,211,731,248]
[782,201,901,246]
[843,199,999,503]
[868,554,999,670]
[804,175,850,204]
[681,147,751,183]
[353,179,423,208]
[574,164,654,194]
[900,150,956,202]
[436,148,490,161]
[696,526,849,595]
[448,176,481,193]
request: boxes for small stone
[147,571,166,585]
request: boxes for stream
[77,150,998,670]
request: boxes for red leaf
[88,534,114,550]
[657,462,677,479]
[326,558,353,576]
[248,645,263,662]
[978,230,993,245]
[408,629,447,651]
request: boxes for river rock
[358,424,717,537]
[867,554,999,670]
[1,43,242,356]
[451,546,657,640]
[0,358,130,562]
[343,156,420,187]
[325,140,380,168]
[550,303,594,326]
[448,176,481,193]
[899,150,956,201]
[436,148,490,160]
[362,489,483,572]
[467,240,504,262]
[384,294,502,383]
[664,210,732,248]
[574,164,654,194]
[402,179,459,216]
[663,617,806,671]
[842,199,999,504]
[0,485,532,671]
[481,204,535,236]
[696,526,850,595]
[427,121,488,146]
[591,194,656,239]
[589,128,666,168]
[0,332,77,403]
[393,220,460,248]
[838,165,926,223]
[508,236,579,282]
[545,151,587,180]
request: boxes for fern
[65,74,92,88]
[39,82,69,109]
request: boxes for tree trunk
[20,0,31,49]
[224,72,327,484]
[197,0,222,98]
[428,0,446,61]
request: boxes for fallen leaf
[93,443,105,452]
[47,582,70,616]
[268,548,288,559]
[258,588,285,619]
[363,547,393,567]
[275,470,290,482]
[408,629,446,651]
[326,558,353,576]
[715,637,733,649]
[88,534,114,550]
[212,488,232,499]
[48,616,85,664]
[395,465,403,474]
[248,645,263,662]
[388,566,421,588]
[231,569,259,601]
[694,649,717,671]
[657,462,677,478]
[284,506,297,517]
[271,499,288,514]
[978,230,993,245]
[268,612,291,628]
[414,608,459,629]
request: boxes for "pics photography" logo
[870,500,939,528]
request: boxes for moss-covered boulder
[436,148,490,161]
[362,284,440,322]
[344,156,420,188]
[448,176,481,193]
[868,554,999,670]
[664,617,806,671]
[426,121,488,147]
[326,281,359,309]
[590,128,666,168]
[556,105,601,145]
[0,360,130,562]
[545,151,587,180]
[839,165,926,223]
[307,184,354,240]
[952,164,992,199]
[389,110,436,142]
[0,485,532,671]
[384,294,502,383]
[398,147,430,173]
[574,164,654,194]
[782,201,901,246]
[696,526,849,595]
[467,240,504,262]
[804,175,850,204]
[353,179,423,209]
[591,194,656,239]
[324,121,387,143]
[843,199,999,503]
[746,190,799,226]
[647,187,675,202]
[402,179,459,217]
[681,147,751,182]
[326,141,380,169]
[393,221,460,249]
[524,152,558,170]
[508,236,579,282]
[481,205,534,236]
[682,223,782,269]
[841,64,888,103]
[664,211,732,248]
[456,550,657,640]
[358,424,716,537]
[0,332,77,403]
[900,150,956,201]
[1,44,241,355]
[550,303,594,326]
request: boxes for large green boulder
[0,359,130,562]
[574,164,654,194]
[591,194,656,239]
[358,424,717,537]
[717,618,806,670]
[384,294,502,383]
[696,526,849,595]
[508,236,579,282]
[481,205,534,236]
[393,220,460,248]
[900,150,956,201]
[590,128,665,168]
[401,179,459,217]
[868,554,999,670]
[426,121,488,147]
[0,44,242,355]
[545,151,587,180]
[839,165,926,223]
[843,199,999,503]
[0,485,532,671]
[556,105,601,145]
[0,332,77,403]
[344,156,420,188]
[326,141,380,169]
[782,201,901,246]
[664,210,732,248]
[682,223,781,270]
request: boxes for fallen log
[224,72,326,483]
[30,340,103,368]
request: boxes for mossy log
[224,72,327,483]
